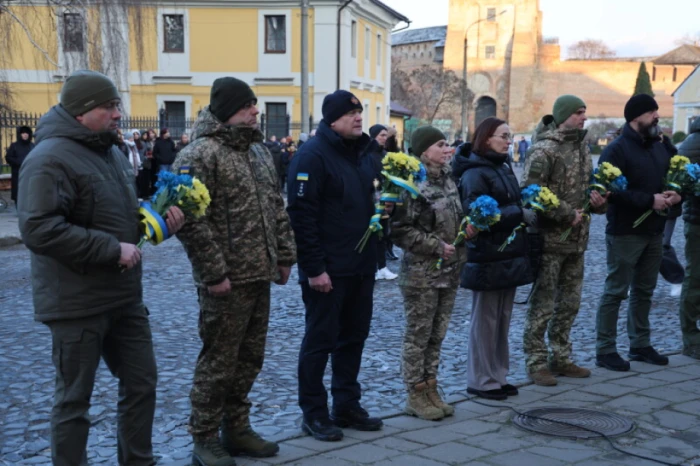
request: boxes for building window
[377,34,382,66]
[376,106,381,125]
[365,27,370,59]
[652,66,656,81]
[163,14,184,53]
[429,51,433,58]
[673,66,677,82]
[487,8,497,21]
[264,103,288,140]
[264,15,286,53]
[63,13,84,52]
[351,21,357,58]
[485,46,495,59]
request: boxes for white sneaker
[376,267,398,280]
[670,284,683,297]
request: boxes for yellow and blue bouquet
[434,195,501,270]
[355,152,427,252]
[137,171,211,248]
[686,162,700,196]
[499,184,560,252]
[633,155,690,228]
[560,162,627,240]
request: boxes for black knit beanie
[624,94,658,123]
[411,126,446,157]
[210,77,257,123]
[369,124,387,139]
[322,90,363,124]
[60,70,120,117]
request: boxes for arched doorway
[475,96,497,126]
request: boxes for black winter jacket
[18,105,142,322]
[5,126,35,202]
[153,137,177,165]
[454,151,533,291]
[599,124,672,236]
[287,120,377,279]
[682,118,700,226]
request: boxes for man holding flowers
[595,94,680,372]
[287,90,382,442]
[18,70,185,465]
[172,77,297,465]
[521,95,607,386]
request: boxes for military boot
[221,425,279,458]
[192,436,237,466]
[405,382,444,421]
[425,379,455,417]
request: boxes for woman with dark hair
[452,117,535,400]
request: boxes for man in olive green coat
[521,95,607,386]
[18,70,184,465]
[172,77,296,466]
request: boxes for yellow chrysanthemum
[670,155,690,170]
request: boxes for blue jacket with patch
[287,120,378,279]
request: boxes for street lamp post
[460,10,506,140]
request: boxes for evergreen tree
[633,62,654,97]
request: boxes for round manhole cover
[512,407,635,439]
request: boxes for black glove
[522,208,537,227]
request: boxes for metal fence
[1,110,317,168]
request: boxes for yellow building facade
[1,0,408,138]
[673,66,700,134]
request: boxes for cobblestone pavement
[0,164,692,464]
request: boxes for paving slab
[414,442,491,464]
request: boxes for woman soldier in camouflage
[391,126,473,420]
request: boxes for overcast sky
[382,0,698,58]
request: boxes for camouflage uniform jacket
[522,116,603,254]
[172,107,296,287]
[390,164,466,288]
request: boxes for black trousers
[46,305,157,466]
[298,275,375,420]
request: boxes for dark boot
[221,425,279,458]
[302,417,344,442]
[331,404,383,431]
[628,346,669,366]
[192,436,237,466]
[596,352,630,372]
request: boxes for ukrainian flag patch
[297,172,309,181]
[179,166,191,174]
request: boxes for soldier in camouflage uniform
[521,95,607,386]
[173,77,296,466]
[391,126,468,420]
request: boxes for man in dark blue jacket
[595,94,681,371]
[287,90,382,442]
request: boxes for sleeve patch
[296,172,309,181]
[178,166,191,175]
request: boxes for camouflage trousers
[189,282,270,440]
[524,252,584,372]
[400,286,458,387]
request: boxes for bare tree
[0,0,155,112]
[392,65,468,124]
[675,32,700,47]
[567,39,617,60]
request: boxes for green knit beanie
[60,70,120,117]
[411,126,446,157]
[552,95,586,126]
[210,77,257,123]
